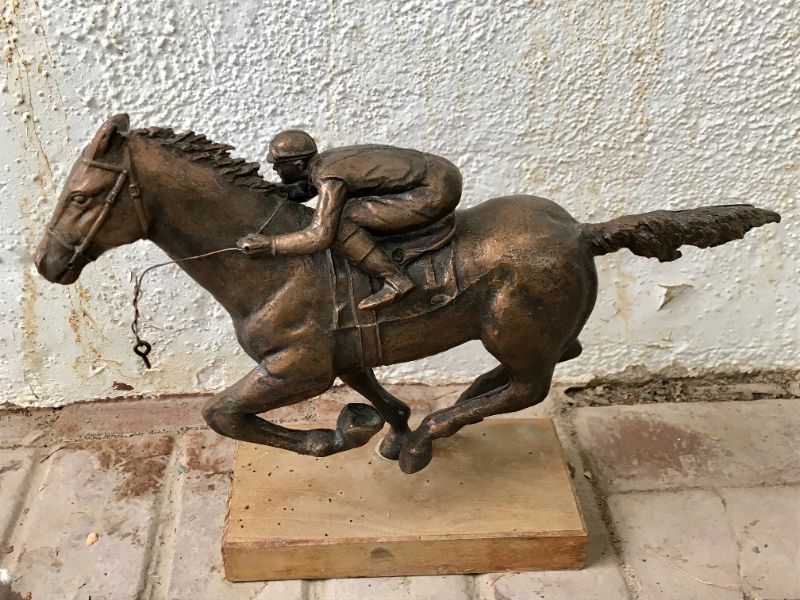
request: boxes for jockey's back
[309,145,428,195]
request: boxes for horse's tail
[580,204,780,262]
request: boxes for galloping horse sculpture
[35,115,780,473]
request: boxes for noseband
[48,144,149,270]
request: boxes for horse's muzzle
[34,232,84,285]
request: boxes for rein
[130,247,238,368]
[130,197,287,368]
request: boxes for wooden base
[222,419,587,581]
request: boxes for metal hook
[133,340,152,369]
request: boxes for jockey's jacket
[308,145,428,195]
[270,145,437,256]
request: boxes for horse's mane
[134,126,280,194]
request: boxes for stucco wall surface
[1,0,797,407]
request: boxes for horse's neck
[134,136,313,320]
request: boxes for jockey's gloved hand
[285,180,317,203]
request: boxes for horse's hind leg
[400,365,555,473]
[452,339,580,406]
[203,350,384,456]
[454,365,509,404]
[340,368,411,460]
[399,282,564,473]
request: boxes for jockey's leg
[334,156,461,310]
[334,222,414,310]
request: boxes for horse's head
[35,113,149,284]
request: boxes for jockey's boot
[334,225,414,311]
[358,265,415,311]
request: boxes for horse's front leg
[202,346,384,456]
[339,368,411,460]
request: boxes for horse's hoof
[304,428,339,457]
[336,403,384,449]
[379,427,409,460]
[399,438,433,474]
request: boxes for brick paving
[0,385,797,600]
[574,400,800,492]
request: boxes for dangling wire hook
[133,340,152,369]
[128,199,287,369]
[129,247,238,369]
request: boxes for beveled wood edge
[222,533,588,581]
[550,420,589,535]
[222,527,588,549]
[221,441,243,551]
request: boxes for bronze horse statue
[34,115,780,473]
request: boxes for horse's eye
[72,193,91,206]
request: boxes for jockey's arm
[270,178,348,255]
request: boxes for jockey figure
[237,130,463,310]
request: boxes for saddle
[329,213,461,366]
[374,213,457,266]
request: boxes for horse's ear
[88,113,130,159]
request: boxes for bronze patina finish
[238,130,463,311]
[34,115,781,474]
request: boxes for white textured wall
[1,0,797,407]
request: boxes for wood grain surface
[223,419,587,581]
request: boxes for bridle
[46,138,290,369]
[47,142,149,271]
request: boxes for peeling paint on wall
[1,0,797,407]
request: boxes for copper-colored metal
[240,134,463,311]
[34,115,781,474]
